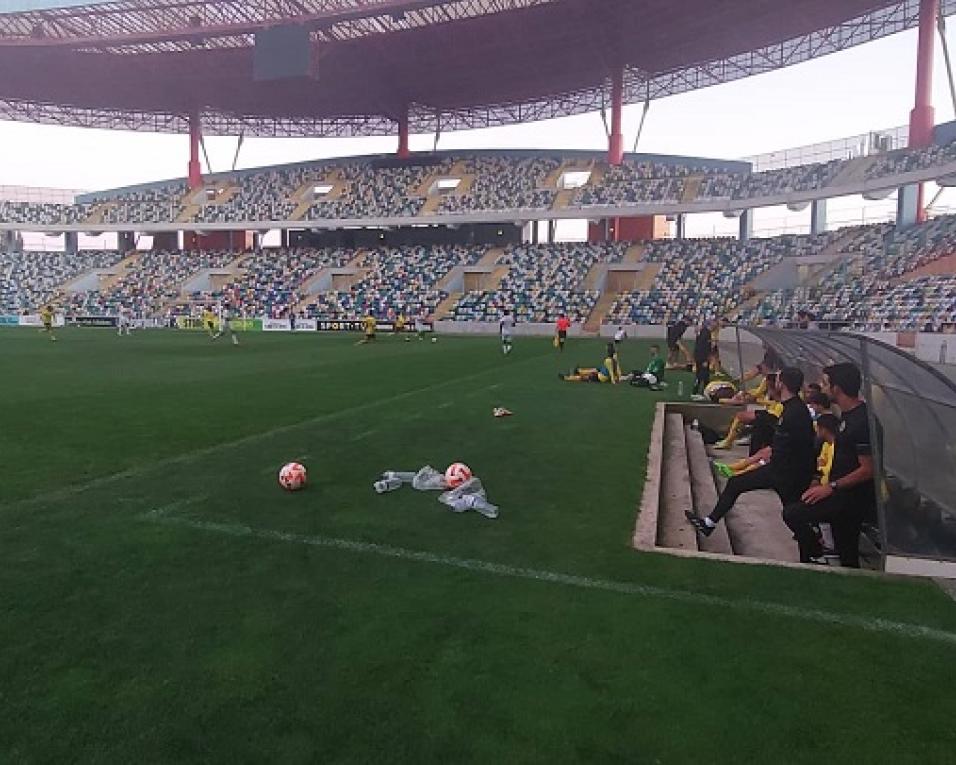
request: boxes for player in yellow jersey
[202,307,217,338]
[357,313,377,344]
[394,312,406,339]
[39,304,57,342]
[559,350,620,384]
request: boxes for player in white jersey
[499,310,515,355]
[117,307,132,336]
[213,304,240,345]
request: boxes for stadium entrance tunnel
[634,402,882,572]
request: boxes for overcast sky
[3,20,956,241]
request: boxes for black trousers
[710,465,807,523]
[749,411,779,456]
[694,360,710,394]
[782,492,868,568]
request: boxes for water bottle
[382,471,416,483]
[677,380,684,398]
[373,477,403,494]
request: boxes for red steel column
[910,0,939,221]
[397,108,410,159]
[608,67,625,166]
[187,111,203,190]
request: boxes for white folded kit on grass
[375,466,499,519]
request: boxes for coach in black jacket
[688,366,817,537]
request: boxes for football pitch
[2,327,955,763]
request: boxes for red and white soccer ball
[278,462,308,491]
[444,462,473,488]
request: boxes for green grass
[2,327,955,764]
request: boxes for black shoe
[685,511,714,537]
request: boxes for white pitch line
[1,354,548,512]
[349,430,378,442]
[144,511,956,648]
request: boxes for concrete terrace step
[684,426,733,555]
[435,291,463,319]
[583,291,617,333]
[635,263,661,290]
[622,243,645,263]
[657,413,699,552]
[477,247,505,267]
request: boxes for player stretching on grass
[499,309,515,355]
[39,304,57,342]
[559,348,620,384]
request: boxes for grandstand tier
[3,139,956,231]
[5,215,956,331]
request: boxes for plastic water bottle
[382,471,416,483]
[373,477,403,494]
[677,380,685,398]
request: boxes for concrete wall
[751,259,798,291]
[435,320,588,337]
[182,269,234,294]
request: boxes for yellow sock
[718,418,742,447]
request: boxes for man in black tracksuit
[693,320,713,395]
[688,366,817,537]
[782,362,877,567]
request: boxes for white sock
[704,517,717,528]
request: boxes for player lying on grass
[559,347,620,384]
[624,344,666,389]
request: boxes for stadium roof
[0,0,952,138]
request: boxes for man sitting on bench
[687,366,816,537]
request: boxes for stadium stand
[182,248,352,319]
[739,215,956,326]
[437,156,559,214]
[448,242,626,323]
[62,249,237,317]
[603,233,842,325]
[0,249,124,312]
[305,244,482,319]
[5,139,956,227]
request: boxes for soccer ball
[278,462,308,491]
[445,462,472,488]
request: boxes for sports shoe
[685,511,714,537]
[712,462,734,478]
